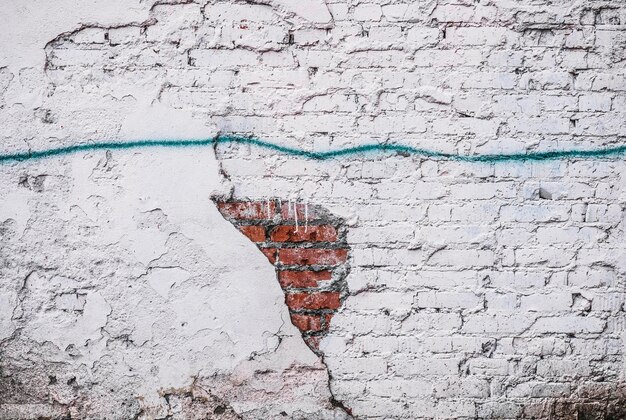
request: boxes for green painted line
[1,135,625,164]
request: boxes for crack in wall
[214,196,354,417]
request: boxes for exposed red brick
[322,313,334,330]
[278,270,332,288]
[281,203,319,221]
[286,292,341,310]
[279,248,348,266]
[238,225,265,242]
[260,247,277,264]
[270,225,338,242]
[290,314,322,332]
[217,201,275,220]
[213,198,351,355]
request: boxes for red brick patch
[215,198,349,354]
[278,270,332,288]
[323,313,334,330]
[290,314,323,332]
[260,247,277,264]
[279,248,348,266]
[270,225,338,242]
[217,201,275,220]
[280,203,318,221]
[238,225,266,242]
[286,292,341,310]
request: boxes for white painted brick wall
[1,0,626,418]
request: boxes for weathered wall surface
[1,0,626,419]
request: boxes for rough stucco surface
[1,0,626,419]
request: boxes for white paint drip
[304,200,309,233]
[293,200,298,232]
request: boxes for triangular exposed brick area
[214,199,350,353]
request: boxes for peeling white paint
[0,0,151,71]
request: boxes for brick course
[270,224,338,242]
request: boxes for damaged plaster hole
[214,198,350,354]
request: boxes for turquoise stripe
[1,135,625,164]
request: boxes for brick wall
[215,199,350,353]
[3,0,626,418]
